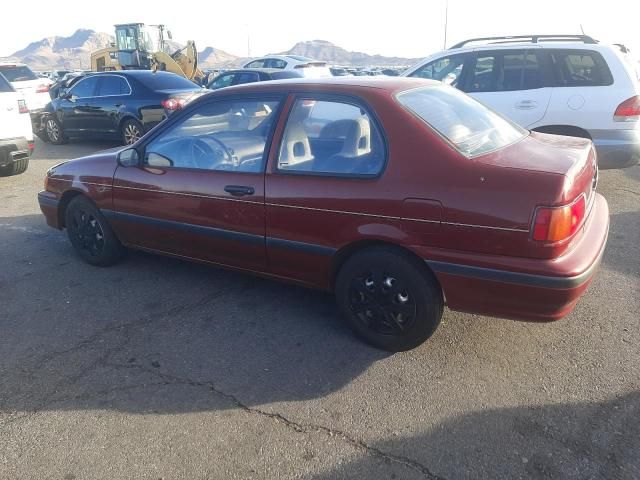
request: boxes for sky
[1,0,639,59]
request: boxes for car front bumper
[426,193,610,322]
[0,137,32,169]
[590,128,640,169]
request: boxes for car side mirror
[117,148,140,167]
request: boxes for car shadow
[310,392,640,479]
[0,213,389,416]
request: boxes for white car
[0,62,53,113]
[243,55,332,78]
[0,73,33,176]
[403,35,640,169]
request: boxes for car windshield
[139,73,199,91]
[0,73,14,92]
[0,65,37,82]
[397,85,526,157]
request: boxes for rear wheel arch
[330,240,442,294]
[532,125,592,140]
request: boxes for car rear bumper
[0,137,32,168]
[427,193,609,322]
[590,128,640,169]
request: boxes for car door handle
[224,185,255,196]
[515,100,538,110]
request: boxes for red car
[38,77,609,351]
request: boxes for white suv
[0,73,33,176]
[0,63,53,113]
[403,35,640,169]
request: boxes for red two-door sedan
[38,77,609,351]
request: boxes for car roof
[0,62,28,67]
[203,76,438,95]
[219,68,289,75]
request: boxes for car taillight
[28,141,35,152]
[532,195,587,242]
[162,98,187,111]
[613,95,640,122]
[36,84,50,93]
[17,99,29,113]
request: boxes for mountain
[4,29,113,70]
[197,46,243,68]
[3,31,417,71]
[280,39,419,67]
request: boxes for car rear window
[0,73,14,92]
[138,73,199,91]
[0,65,37,82]
[397,85,526,157]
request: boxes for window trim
[273,93,389,180]
[137,93,286,174]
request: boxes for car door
[93,74,133,134]
[462,49,553,128]
[265,95,388,286]
[56,76,100,134]
[111,94,284,272]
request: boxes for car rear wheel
[0,157,29,176]
[65,195,124,267]
[121,119,144,146]
[45,116,67,145]
[335,247,444,352]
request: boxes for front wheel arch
[57,190,84,228]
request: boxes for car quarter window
[277,99,385,176]
[410,54,466,87]
[69,77,98,98]
[144,98,281,173]
[550,50,614,87]
[96,76,131,96]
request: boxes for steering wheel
[189,137,233,169]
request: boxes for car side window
[466,54,498,92]
[209,74,235,90]
[144,98,281,173]
[410,55,466,87]
[69,77,98,98]
[551,50,614,87]
[265,59,286,69]
[277,99,385,176]
[96,76,131,96]
[233,73,260,85]
[245,60,265,68]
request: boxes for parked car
[403,35,640,169]
[207,68,303,90]
[330,67,351,77]
[243,55,331,77]
[0,73,33,176]
[38,77,608,351]
[37,71,205,146]
[0,62,53,113]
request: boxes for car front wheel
[335,247,444,352]
[65,195,124,267]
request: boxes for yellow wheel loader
[90,23,205,84]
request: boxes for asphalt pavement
[0,139,638,479]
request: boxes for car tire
[65,195,124,267]
[335,247,444,352]
[0,157,29,177]
[121,119,144,146]
[35,128,50,143]
[45,116,67,145]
